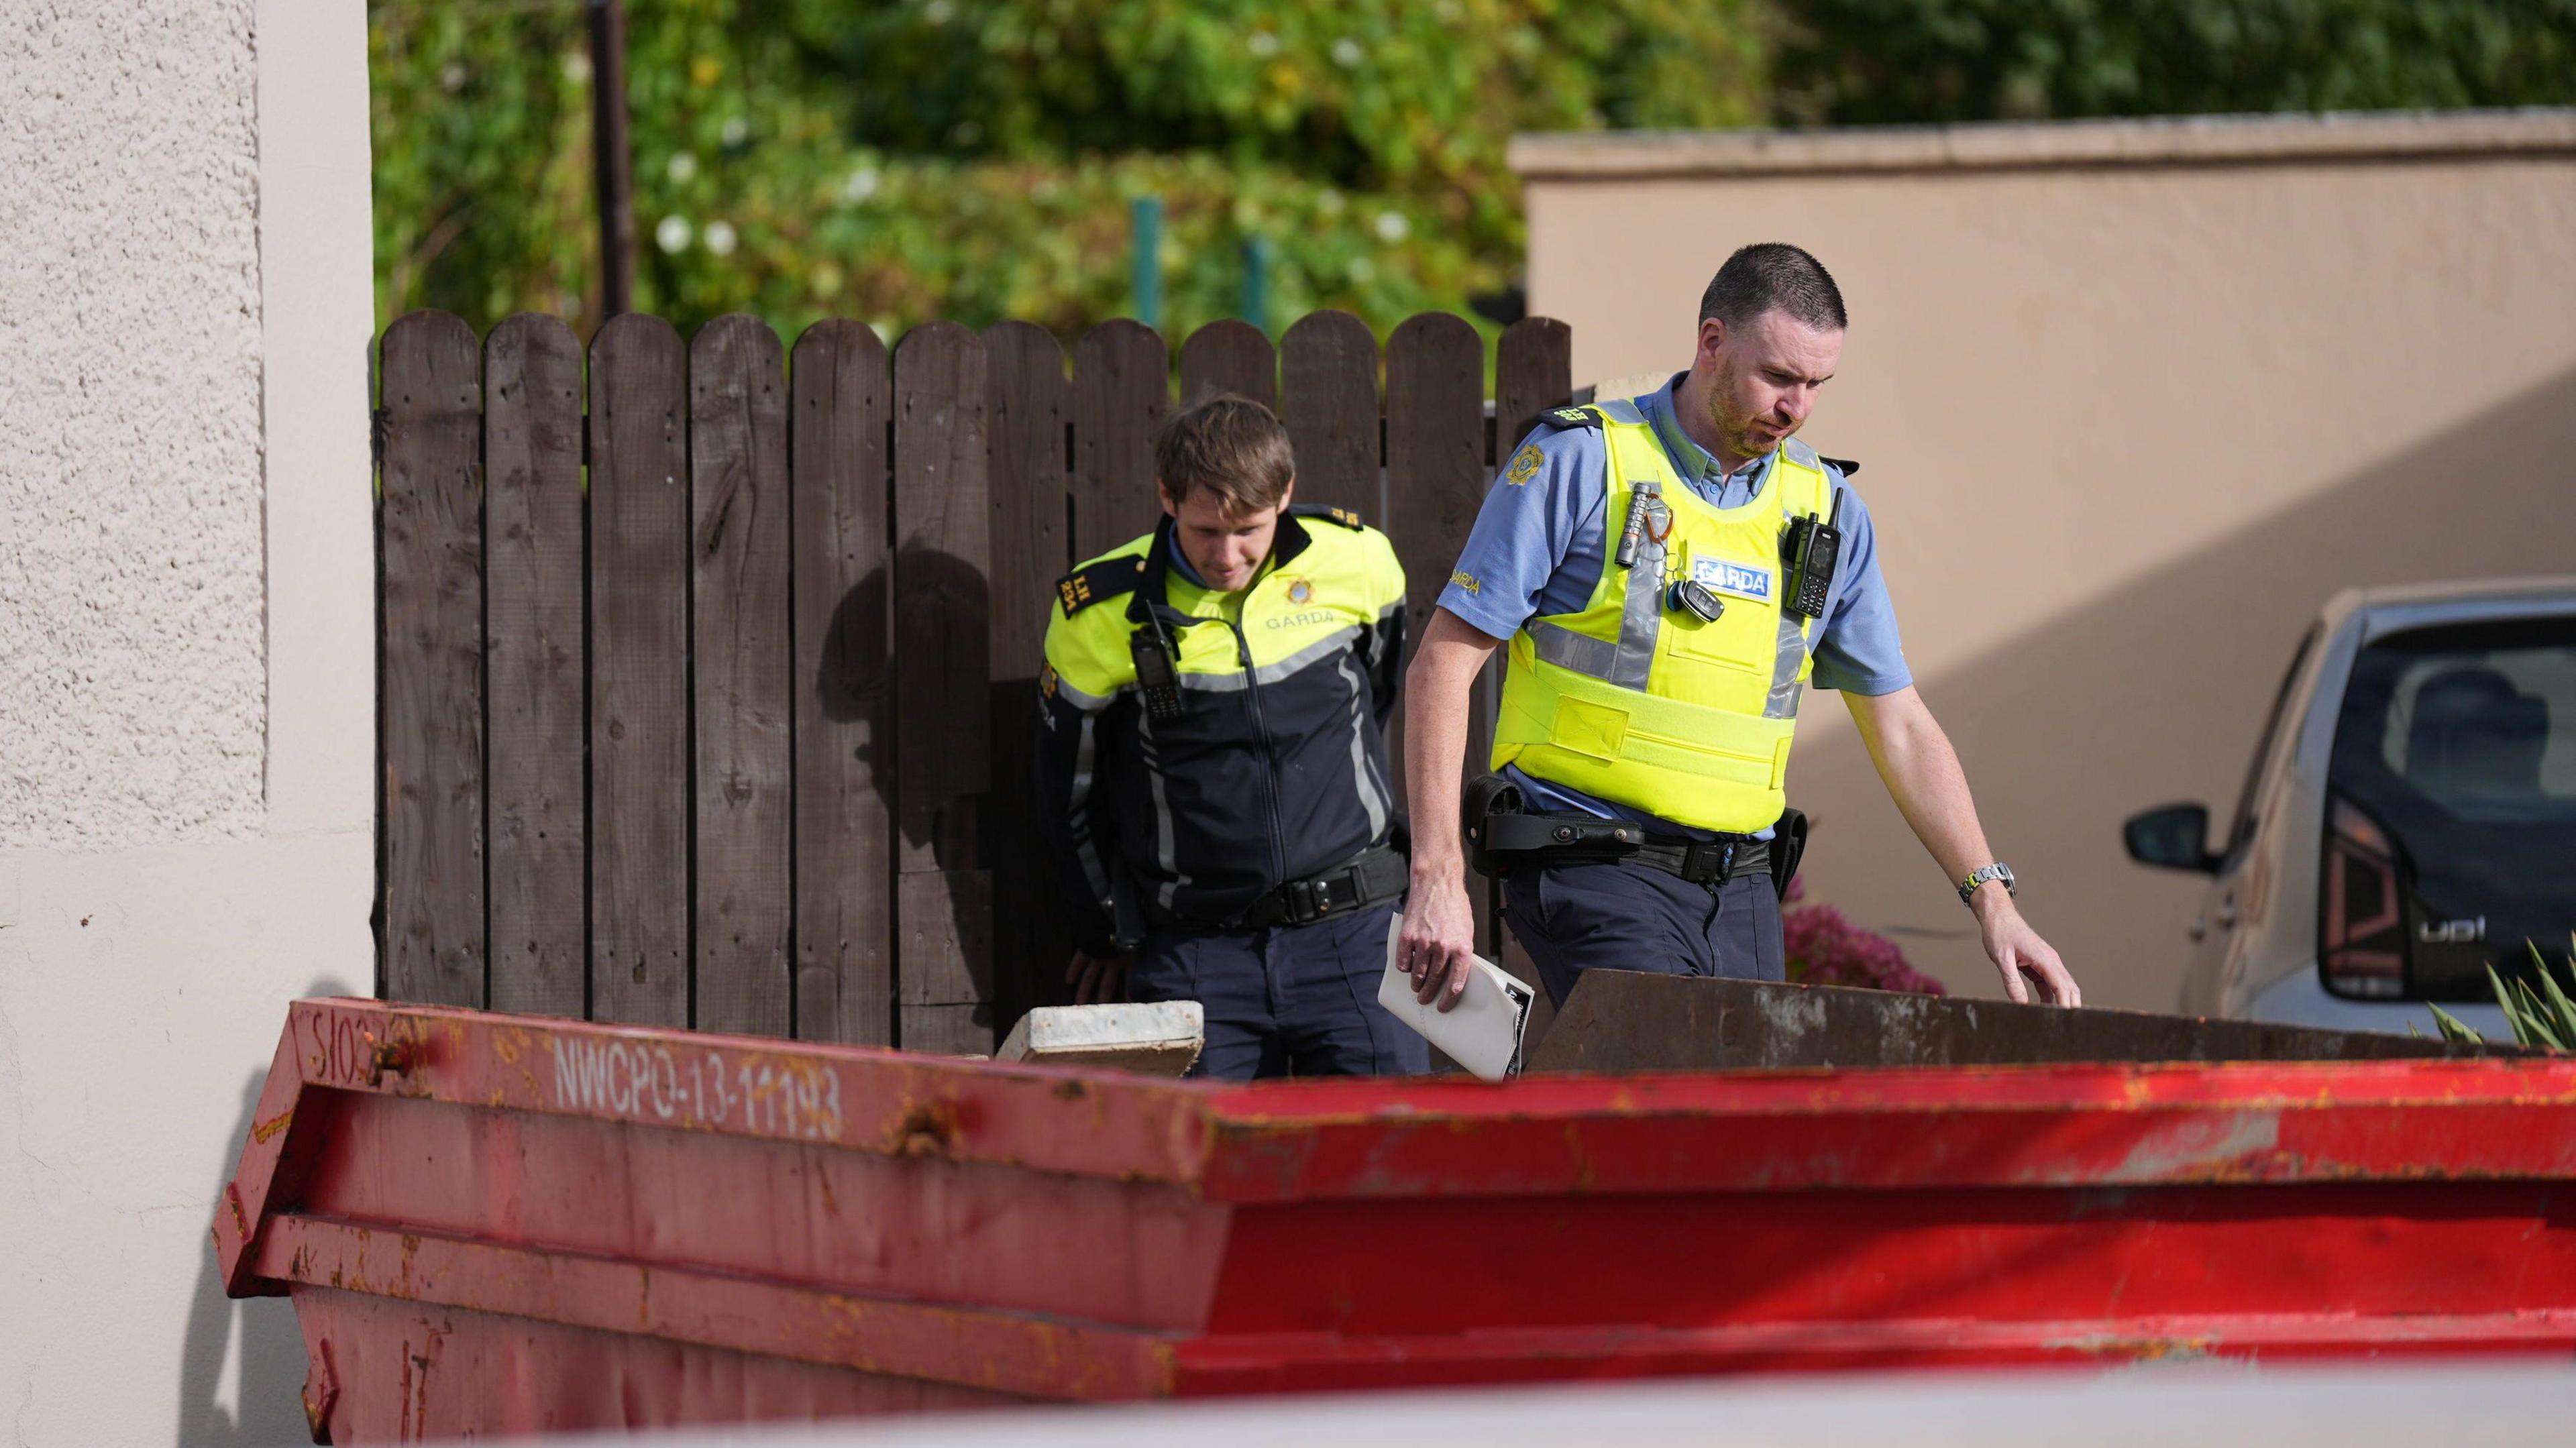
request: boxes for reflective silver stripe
[1765,609,1810,720]
[1609,516,1665,691]
[1135,710,1185,910]
[1527,619,1616,677]
[1599,396,1647,425]
[1051,671,1120,712]
[1336,653,1391,840]
[1171,625,1365,692]
[1362,601,1401,671]
[1067,712,1114,902]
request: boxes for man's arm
[1843,685,2080,1007]
[1395,607,1505,1009]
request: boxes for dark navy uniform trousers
[1503,862,1784,1009]
[1129,899,1428,1080]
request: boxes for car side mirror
[2124,803,2221,873]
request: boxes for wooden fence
[376,308,1572,1051]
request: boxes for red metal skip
[218,999,2576,1442]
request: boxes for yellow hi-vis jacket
[1036,506,1407,953]
[1492,404,1833,834]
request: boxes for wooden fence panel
[790,321,895,1046]
[1178,320,1276,411]
[482,313,586,1019]
[1071,320,1167,563]
[588,314,692,1027]
[690,316,794,1038]
[379,307,1566,1048]
[1494,317,1574,458]
[1279,311,1380,519]
[983,322,1074,1037]
[1385,314,1492,948]
[892,323,994,1054]
[379,310,486,1008]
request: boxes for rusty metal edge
[1168,1310,2576,1396]
[262,1213,1183,1401]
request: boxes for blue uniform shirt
[1438,373,1912,838]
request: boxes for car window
[2223,622,2321,862]
[2350,622,2576,824]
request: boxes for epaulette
[1290,502,1368,531]
[1820,456,1860,477]
[1533,404,1601,431]
[1055,553,1148,616]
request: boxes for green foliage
[370,0,1764,341]
[1779,0,2576,125]
[2428,939,2576,1052]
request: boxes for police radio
[1128,623,1187,722]
[1780,490,1845,620]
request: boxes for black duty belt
[1153,844,1408,932]
[1626,835,1770,885]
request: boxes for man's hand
[1398,871,1480,1012]
[1974,889,2079,1006]
[1065,950,1132,1005]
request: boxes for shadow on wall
[1792,364,2576,1011]
[175,979,354,1445]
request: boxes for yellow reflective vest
[1492,404,1833,834]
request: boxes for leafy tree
[369,0,1764,342]
[1778,0,2576,124]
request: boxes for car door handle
[2188,919,2208,942]
[2214,900,2239,929]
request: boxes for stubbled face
[1697,309,1843,464]
[1161,480,1293,592]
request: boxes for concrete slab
[995,1003,1205,1076]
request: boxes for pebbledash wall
[0,4,372,1444]
[1513,110,2576,1010]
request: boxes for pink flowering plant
[1780,879,1946,995]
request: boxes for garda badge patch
[1692,557,1774,603]
[1504,443,1544,486]
[1286,577,1313,604]
[1040,665,1060,699]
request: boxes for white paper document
[1378,915,1536,1082]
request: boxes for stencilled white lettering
[549,1036,845,1140]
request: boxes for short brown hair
[1155,395,1295,513]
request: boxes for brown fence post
[983,321,1075,1038]
[482,313,586,1019]
[1495,317,1574,467]
[789,321,896,1046]
[1384,313,1492,947]
[1070,320,1169,564]
[690,316,794,1037]
[1178,319,1277,412]
[380,310,487,1008]
[892,322,995,1054]
[588,313,691,1027]
[1278,310,1381,521]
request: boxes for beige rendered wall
[1515,112,2576,1010]
[0,3,375,1444]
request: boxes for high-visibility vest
[1491,404,1832,834]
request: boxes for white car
[2126,577,2576,1040]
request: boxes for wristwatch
[1957,862,2017,907]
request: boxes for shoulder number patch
[1055,554,1147,616]
[1504,443,1544,486]
[1536,404,1600,431]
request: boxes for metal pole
[589,0,636,319]
[1130,196,1163,333]
[1240,234,1273,334]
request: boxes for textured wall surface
[2,4,376,1444]
[1,0,266,848]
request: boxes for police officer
[1035,395,1428,1078]
[1395,244,2081,1011]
